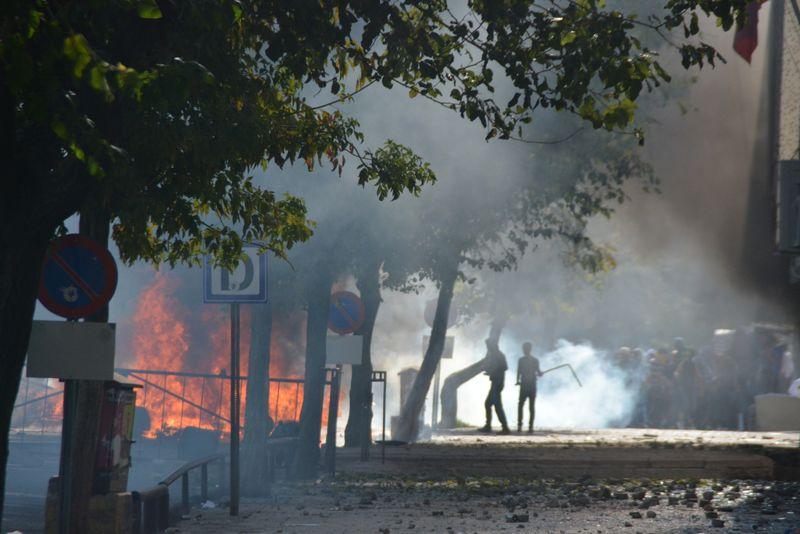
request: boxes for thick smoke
[27,5,797,435]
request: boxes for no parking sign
[328,291,365,335]
[38,234,118,319]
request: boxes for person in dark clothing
[479,339,511,435]
[516,342,542,432]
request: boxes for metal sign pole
[58,379,77,534]
[230,302,240,516]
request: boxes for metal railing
[133,453,225,534]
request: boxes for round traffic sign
[424,299,458,328]
[328,291,365,335]
[38,234,118,319]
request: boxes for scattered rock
[629,511,642,519]
[711,519,725,528]
[706,511,719,519]
[506,513,529,523]
[646,511,657,519]
[569,494,590,507]
[613,492,629,501]
[432,511,444,517]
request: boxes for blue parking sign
[203,246,267,303]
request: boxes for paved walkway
[337,427,800,480]
[428,427,800,448]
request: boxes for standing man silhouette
[516,342,542,433]
[479,339,511,435]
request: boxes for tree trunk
[393,260,459,442]
[439,357,488,428]
[294,275,332,478]
[0,229,54,525]
[488,315,508,346]
[439,316,505,428]
[241,301,272,496]
[344,262,382,448]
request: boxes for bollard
[181,472,190,512]
[201,464,208,502]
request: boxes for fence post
[158,485,169,531]
[201,464,208,502]
[131,491,141,534]
[181,473,189,512]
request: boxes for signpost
[328,291,365,335]
[423,299,457,329]
[326,291,365,466]
[37,234,118,534]
[203,246,267,516]
[27,321,116,380]
[38,234,118,319]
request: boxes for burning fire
[128,272,309,438]
[13,271,344,439]
[11,377,63,433]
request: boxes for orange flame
[128,272,310,438]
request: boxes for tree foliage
[2,0,752,268]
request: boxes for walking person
[516,342,542,433]
[479,339,511,435]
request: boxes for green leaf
[89,65,112,96]
[231,2,243,21]
[137,0,163,19]
[63,34,92,78]
[51,121,68,140]
[561,31,577,46]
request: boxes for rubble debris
[506,513,530,523]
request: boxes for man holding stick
[516,342,542,433]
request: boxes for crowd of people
[614,325,799,430]
[471,324,798,434]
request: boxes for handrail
[134,453,226,534]
[116,368,308,384]
[159,453,225,486]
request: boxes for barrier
[133,453,224,534]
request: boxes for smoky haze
[28,7,796,433]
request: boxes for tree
[343,260,382,450]
[241,300,272,496]
[1,0,754,516]
[387,110,653,439]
